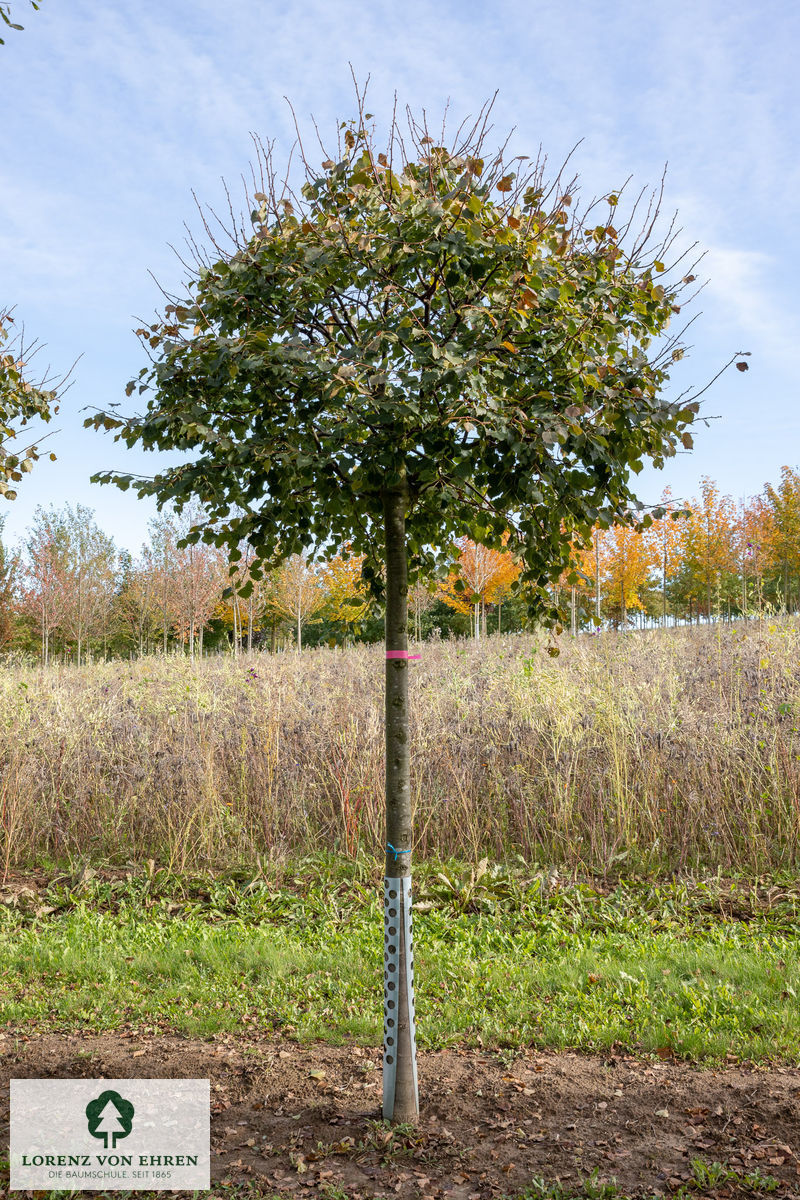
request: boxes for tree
[408,579,435,641]
[171,524,225,659]
[0,516,17,648]
[438,536,519,639]
[264,553,326,652]
[647,488,685,625]
[1,7,65,493]
[56,505,117,664]
[677,477,738,620]
[321,545,374,641]
[602,521,654,627]
[0,2,41,45]
[113,548,164,655]
[762,466,800,612]
[0,310,59,497]
[85,1090,134,1152]
[87,92,728,1120]
[21,505,66,663]
[218,540,269,653]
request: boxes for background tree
[0,516,18,648]
[265,553,326,652]
[321,545,374,643]
[86,92,734,1119]
[602,523,654,627]
[761,466,800,613]
[0,310,59,498]
[56,505,117,665]
[408,579,436,642]
[0,1,41,44]
[677,477,739,620]
[438,536,519,638]
[113,547,164,655]
[21,505,67,664]
[647,488,684,626]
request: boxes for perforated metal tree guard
[383,876,418,1119]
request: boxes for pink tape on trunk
[386,650,422,660]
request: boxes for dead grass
[2,619,800,874]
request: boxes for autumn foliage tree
[676,477,739,619]
[761,466,800,611]
[321,546,373,641]
[439,536,519,637]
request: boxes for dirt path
[1,1032,799,1197]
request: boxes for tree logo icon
[85,1090,135,1149]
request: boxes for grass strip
[0,864,798,1063]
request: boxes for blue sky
[2,0,798,553]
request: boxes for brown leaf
[736,360,749,371]
[497,175,514,193]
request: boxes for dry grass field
[1,619,799,875]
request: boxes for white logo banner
[10,1078,210,1190]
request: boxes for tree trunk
[297,611,302,653]
[271,618,277,654]
[706,572,711,620]
[662,548,667,627]
[382,478,418,1124]
[162,568,168,653]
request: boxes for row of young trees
[574,470,800,628]
[1,466,798,662]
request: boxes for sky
[2,0,798,554]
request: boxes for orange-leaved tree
[438,536,519,638]
[679,477,739,619]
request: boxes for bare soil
[1,1032,799,1198]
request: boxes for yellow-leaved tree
[321,545,373,643]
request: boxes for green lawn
[1,858,798,1064]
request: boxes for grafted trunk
[382,476,418,1124]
